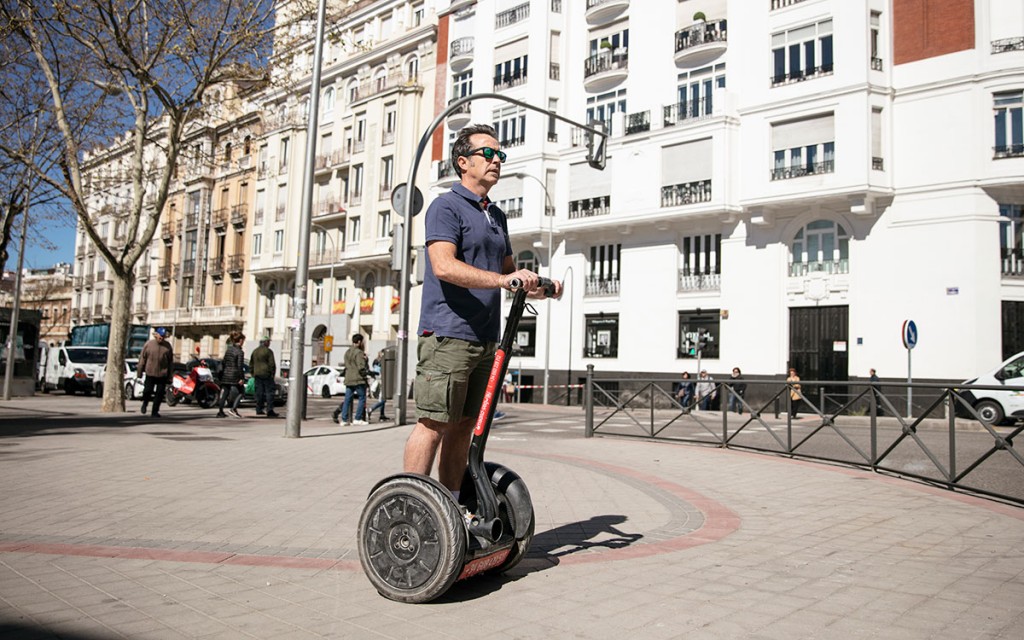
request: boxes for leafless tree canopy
[0,0,285,411]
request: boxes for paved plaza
[0,395,1022,639]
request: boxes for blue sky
[18,215,76,270]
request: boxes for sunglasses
[462,146,507,162]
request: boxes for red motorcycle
[164,360,220,408]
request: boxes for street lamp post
[563,265,574,406]
[513,172,555,404]
[311,224,337,365]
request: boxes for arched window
[243,135,252,155]
[406,56,420,82]
[790,219,849,276]
[223,143,232,163]
[322,87,335,117]
[373,67,388,92]
[347,80,358,104]
[517,250,538,272]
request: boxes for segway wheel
[358,477,467,603]
[460,463,535,576]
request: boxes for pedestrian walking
[675,371,695,411]
[403,123,560,501]
[787,367,803,419]
[728,367,747,414]
[138,327,174,418]
[249,336,279,417]
[335,334,370,425]
[696,369,716,410]
[869,368,884,416]
[216,331,246,418]
[367,350,390,423]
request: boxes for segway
[357,277,554,603]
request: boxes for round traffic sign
[902,320,918,350]
[390,183,424,217]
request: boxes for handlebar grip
[507,276,556,298]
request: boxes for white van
[963,351,1024,425]
[42,345,108,396]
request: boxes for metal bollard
[584,364,595,438]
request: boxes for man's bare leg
[403,418,447,478]
[437,417,474,491]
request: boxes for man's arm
[428,241,539,291]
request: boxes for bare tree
[0,0,287,411]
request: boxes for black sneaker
[151,412,161,418]
[256,410,265,416]
[140,405,148,415]
[216,412,227,418]
[378,416,390,423]
[266,411,280,418]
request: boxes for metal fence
[581,365,1024,507]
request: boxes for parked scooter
[165,360,220,408]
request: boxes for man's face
[458,132,502,190]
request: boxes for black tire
[358,477,467,604]
[94,383,103,398]
[976,400,1005,426]
[459,463,535,575]
[125,382,135,400]
[165,386,179,406]
[321,385,331,399]
[64,380,75,395]
[197,387,217,409]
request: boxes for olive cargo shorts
[415,336,496,424]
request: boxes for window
[790,219,849,276]
[870,11,882,70]
[383,103,397,143]
[264,283,276,317]
[322,87,335,119]
[378,211,391,238]
[994,91,1024,158]
[871,107,884,169]
[1000,204,1024,277]
[771,20,833,85]
[380,156,394,199]
[516,250,537,272]
[352,164,364,204]
[373,67,388,92]
[586,89,627,133]
[584,314,619,358]
[677,310,720,359]
[412,3,424,27]
[355,114,367,152]
[274,230,284,253]
[493,105,526,147]
[672,64,725,123]
[515,317,536,357]
[494,54,528,90]
[406,56,419,82]
[589,29,628,56]
[586,244,621,295]
[452,70,473,98]
[350,216,361,243]
[771,114,835,180]
[498,196,524,217]
[279,138,289,173]
[313,228,327,257]
[313,279,323,307]
[678,234,721,291]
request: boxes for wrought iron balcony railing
[771,160,836,181]
[569,195,611,219]
[661,179,712,207]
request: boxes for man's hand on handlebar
[501,270,563,300]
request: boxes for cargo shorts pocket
[415,369,452,417]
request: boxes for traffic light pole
[394,94,607,425]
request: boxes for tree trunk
[101,272,134,412]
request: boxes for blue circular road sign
[902,319,918,350]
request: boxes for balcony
[84,274,94,288]
[505,206,523,219]
[550,62,560,81]
[569,195,611,219]
[73,276,83,290]
[351,71,422,104]
[315,148,348,175]
[158,265,171,286]
[275,205,286,222]
[495,2,529,29]
[262,108,307,133]
[71,308,80,320]
[184,212,200,229]
[771,0,808,9]
[209,258,224,281]
[871,57,883,71]
[447,98,472,130]
[227,254,245,281]
[771,160,835,181]
[1003,248,1024,277]
[314,197,346,220]
[872,157,884,171]
[436,159,459,188]
[583,50,628,92]
[992,37,1024,54]
[212,208,229,235]
[161,220,176,244]
[134,302,148,316]
[254,208,265,226]
[450,37,475,71]
[584,276,620,297]
[789,259,849,277]
[624,110,650,136]
[678,270,721,292]
[771,64,834,86]
[994,144,1024,159]
[182,259,196,276]
[674,20,728,67]
[661,179,712,207]
[379,184,393,202]
[585,0,628,26]
[136,265,150,282]
[310,249,340,269]
[231,203,248,229]
[663,98,714,127]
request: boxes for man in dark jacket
[216,331,246,418]
[139,327,174,418]
[249,336,278,417]
[334,333,369,426]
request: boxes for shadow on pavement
[0,622,114,639]
[0,405,206,438]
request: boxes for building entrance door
[789,305,849,411]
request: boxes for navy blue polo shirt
[418,183,513,343]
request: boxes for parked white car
[962,351,1024,425]
[304,365,346,398]
[122,358,145,400]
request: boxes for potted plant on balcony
[692,11,706,23]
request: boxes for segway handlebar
[507,276,556,298]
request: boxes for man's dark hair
[451,124,499,176]
[352,333,364,344]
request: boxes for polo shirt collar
[452,183,489,209]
